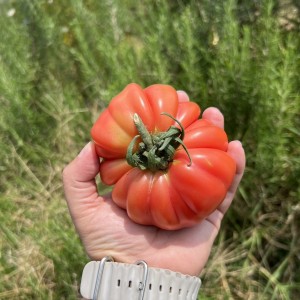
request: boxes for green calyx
[126,113,191,172]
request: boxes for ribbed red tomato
[91,83,236,230]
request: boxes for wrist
[80,256,201,300]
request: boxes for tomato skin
[99,159,132,185]
[144,85,178,131]
[112,169,198,229]
[92,109,132,158]
[169,149,235,217]
[91,83,236,230]
[184,120,229,151]
[176,101,201,129]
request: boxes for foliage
[0,0,299,298]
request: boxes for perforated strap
[80,259,201,300]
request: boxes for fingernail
[177,90,189,102]
[177,90,186,94]
[235,140,243,147]
[78,142,91,157]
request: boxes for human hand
[62,91,246,276]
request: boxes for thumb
[62,142,101,219]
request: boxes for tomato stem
[126,113,192,171]
[160,112,185,141]
[133,114,153,149]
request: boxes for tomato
[91,83,236,230]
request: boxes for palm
[76,192,222,276]
[63,106,245,276]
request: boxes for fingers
[202,107,224,129]
[201,105,245,195]
[176,90,224,129]
[62,142,101,218]
[218,140,246,214]
[177,90,190,102]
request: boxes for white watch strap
[80,257,201,300]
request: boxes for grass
[0,0,299,299]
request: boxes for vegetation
[0,0,299,298]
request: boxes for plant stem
[133,113,153,149]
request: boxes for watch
[80,256,201,300]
